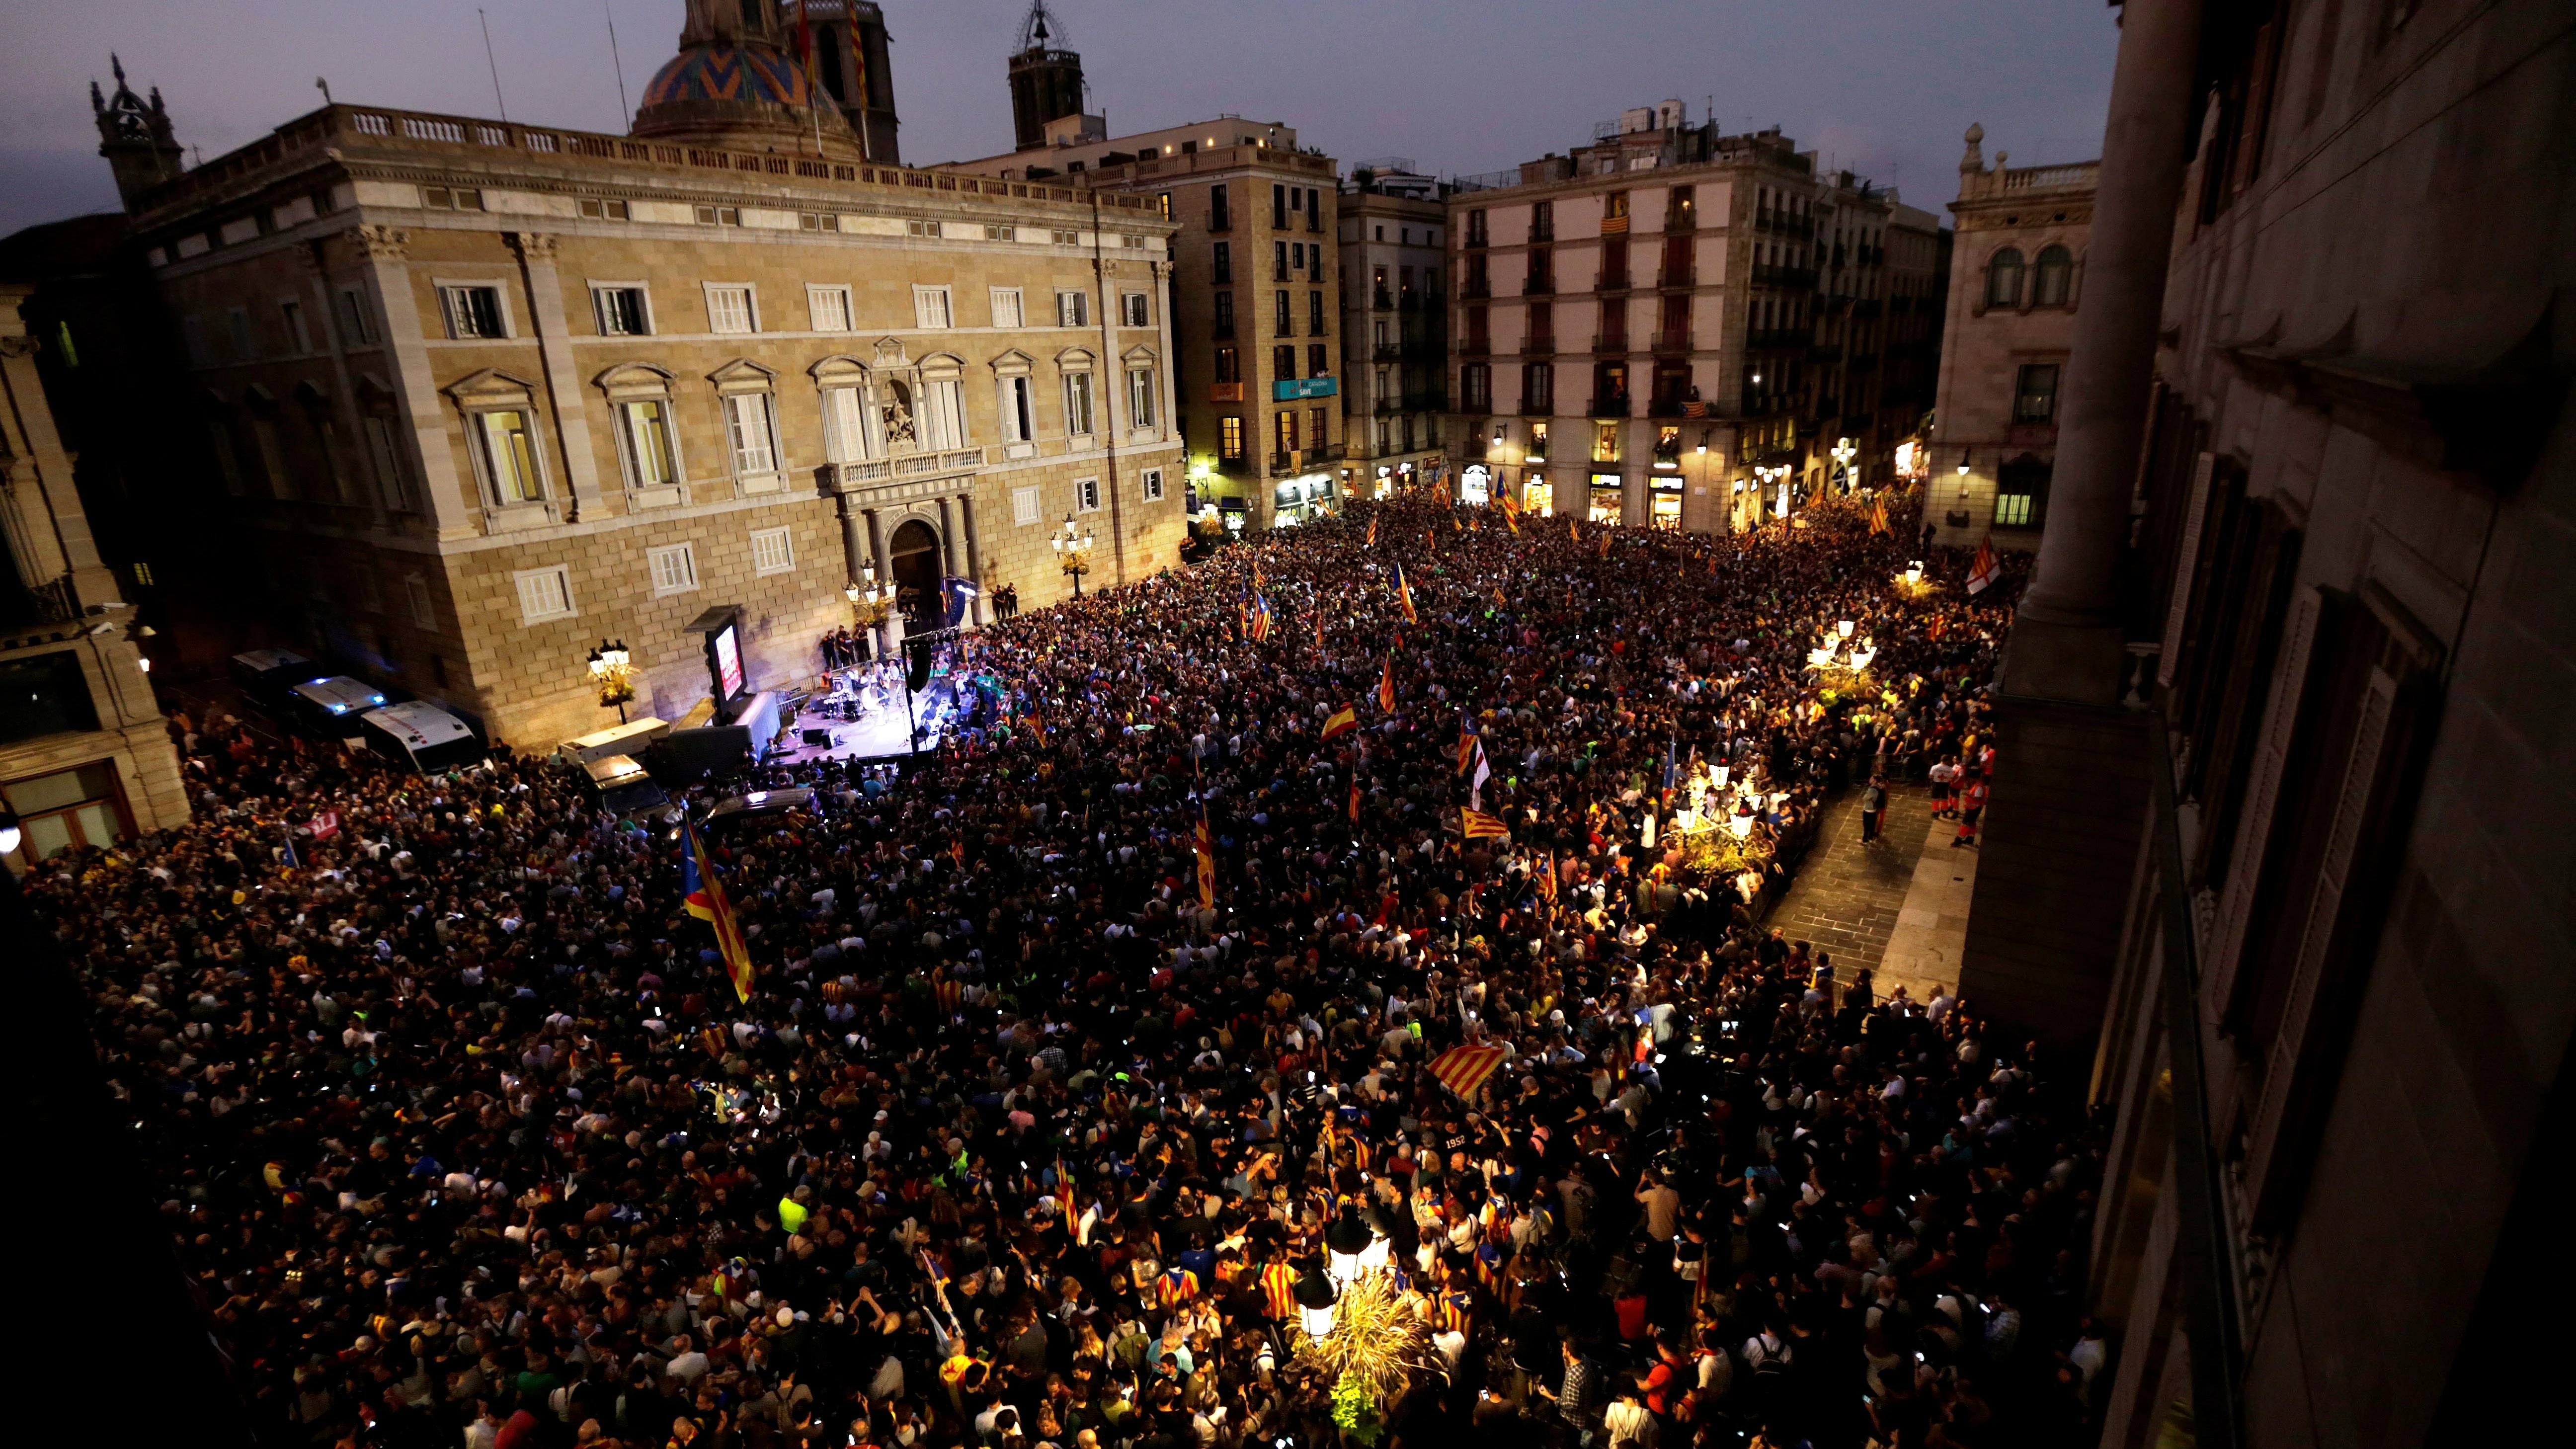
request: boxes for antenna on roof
[479,8,508,123]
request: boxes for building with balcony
[1926,130,2095,548]
[1338,162,1448,498]
[1443,104,1946,533]
[1946,2,2575,1446]
[0,281,188,869]
[947,59,1343,532]
[97,8,1183,748]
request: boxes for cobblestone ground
[1766,782,1940,981]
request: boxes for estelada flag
[1459,806,1511,840]
[1321,704,1359,739]
[1869,495,1890,535]
[1967,537,2001,595]
[681,821,756,1003]
[1249,592,1275,641]
[1194,805,1217,908]
[1537,849,1557,901]
[1504,507,1520,536]
[1428,1043,1510,1101]
[1378,656,1397,713]
[1457,722,1478,775]
[1394,562,1418,624]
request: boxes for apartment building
[1948,1,2575,1445]
[1445,104,1946,533]
[954,112,1344,531]
[106,11,1182,749]
[0,281,188,868]
[1339,164,1449,496]
[1926,128,2096,548]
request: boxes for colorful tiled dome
[639,44,811,111]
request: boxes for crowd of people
[28,490,2115,1449]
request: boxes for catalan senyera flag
[1504,506,1520,536]
[1348,775,1362,823]
[1869,494,1890,535]
[1569,516,1580,543]
[1394,563,1417,625]
[681,821,756,1003]
[1459,806,1511,841]
[1537,848,1558,902]
[1321,704,1359,740]
[1366,515,1377,548]
[1428,1043,1510,1101]
[1377,656,1397,714]
[1194,805,1217,908]
[1598,529,1612,560]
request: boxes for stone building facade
[111,42,1181,749]
[0,282,188,867]
[953,116,1346,531]
[1944,1,2576,1445]
[1926,131,2096,549]
[1338,167,1449,496]
[1442,106,1947,533]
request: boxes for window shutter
[2238,662,2403,1225]
[2204,585,2322,1016]
[2157,451,2217,687]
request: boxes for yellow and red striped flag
[1428,1043,1510,1101]
[1321,704,1359,739]
[1194,805,1217,908]
[1377,655,1396,714]
[1394,563,1417,625]
[1456,722,1478,775]
[1366,515,1377,548]
[1348,775,1362,823]
[1459,806,1511,840]
[681,822,756,1003]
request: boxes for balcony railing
[1588,394,1631,417]
[1651,331,1692,354]
[1270,451,1294,471]
[1525,332,1556,354]
[1664,210,1696,233]
[1462,280,1491,299]
[1371,342,1403,362]
[1372,291,1394,310]
[1524,276,1555,296]
[1402,392,1446,412]
[1590,333,1629,353]
[1746,327,1803,349]
[1464,231,1488,248]
[1528,224,1554,243]
[1659,268,1695,289]
[1517,399,1553,417]
[1596,271,1632,293]
[1646,395,1697,418]
[1212,320,1236,339]
[1373,397,1402,415]
[1752,265,1818,290]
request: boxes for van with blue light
[286,676,391,737]
[357,701,487,775]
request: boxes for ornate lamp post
[844,562,896,656]
[1050,514,1095,597]
[586,639,636,724]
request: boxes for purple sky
[0,0,2117,238]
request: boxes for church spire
[94,53,184,210]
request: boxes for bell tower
[92,54,183,209]
[1007,2,1085,152]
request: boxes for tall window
[2032,245,2073,307]
[1308,291,1326,336]
[706,284,756,334]
[1275,290,1292,337]
[1460,364,1491,410]
[1128,367,1158,428]
[1220,415,1245,460]
[2012,363,2061,423]
[1275,345,1298,380]
[362,415,414,510]
[1985,248,2025,307]
[1308,405,1326,449]
[1274,241,1289,282]
[824,385,881,462]
[1307,343,1328,378]
[1212,241,1231,283]
[1529,200,1552,242]
[990,288,1025,328]
[1142,468,1165,502]
[619,399,680,486]
[1527,420,1549,460]
[807,286,853,332]
[913,286,954,329]
[335,287,375,346]
[723,393,779,479]
[1213,291,1234,337]
[997,374,1035,443]
[514,565,575,624]
[1523,363,1553,412]
[648,542,700,597]
[1209,182,1230,231]
[920,377,967,449]
[1213,347,1239,384]
[1063,371,1096,435]
[478,408,544,502]
[1275,410,1297,457]
[1594,420,1620,463]
[1122,292,1150,327]
[1995,455,2052,527]
[1056,290,1089,327]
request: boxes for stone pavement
[1766,782,1979,1008]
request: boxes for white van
[358,701,486,774]
[287,676,390,738]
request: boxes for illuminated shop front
[1588,472,1623,525]
[1523,478,1554,516]
[1649,475,1683,531]
[1273,472,1337,526]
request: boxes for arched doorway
[886,517,943,630]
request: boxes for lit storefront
[1649,475,1684,531]
[1273,473,1337,526]
[1524,479,1554,516]
[1459,464,1490,506]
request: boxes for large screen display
[713,624,744,700]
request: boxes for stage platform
[762,661,978,768]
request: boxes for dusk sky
[1,0,2120,237]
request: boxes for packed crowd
[30,492,2112,1449]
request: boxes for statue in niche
[881,379,917,449]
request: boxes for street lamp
[845,562,897,656]
[1051,514,1095,597]
[586,639,636,724]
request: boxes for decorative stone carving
[0,336,39,359]
[351,224,410,260]
[508,231,561,263]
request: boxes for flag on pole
[1377,656,1397,713]
[1457,721,1479,775]
[1537,849,1558,902]
[1869,494,1890,535]
[1249,592,1275,641]
[1967,537,2001,595]
[682,821,757,1003]
[1459,806,1511,840]
[1504,506,1520,536]
[1194,804,1217,908]
[1570,516,1580,542]
[1236,585,1250,637]
[1470,740,1492,810]
[1394,562,1417,624]
[1366,515,1377,548]
[1321,704,1359,739]
[1428,1043,1510,1101]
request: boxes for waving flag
[1377,656,1396,714]
[1469,741,1492,810]
[1194,805,1217,908]
[1457,721,1479,775]
[1237,586,1250,637]
[1321,704,1359,740]
[682,821,756,1003]
[1570,516,1580,542]
[1869,494,1890,535]
[1249,592,1275,642]
[1394,562,1417,625]
[1537,849,1558,902]
[1348,775,1362,823]
[1504,506,1520,536]
[1366,515,1377,548]
[1429,1043,1510,1101]
[1967,537,2001,596]
[1459,806,1511,840]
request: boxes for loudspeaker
[802,728,832,746]
[904,638,933,693]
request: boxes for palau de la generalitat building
[104,0,1185,748]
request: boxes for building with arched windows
[91,3,1185,748]
[1926,126,2096,548]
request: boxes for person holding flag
[1393,561,1418,625]
[1195,803,1218,908]
[1460,805,1511,841]
[1967,535,2001,595]
[1377,655,1396,714]
[681,820,757,1002]
[1320,703,1359,740]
